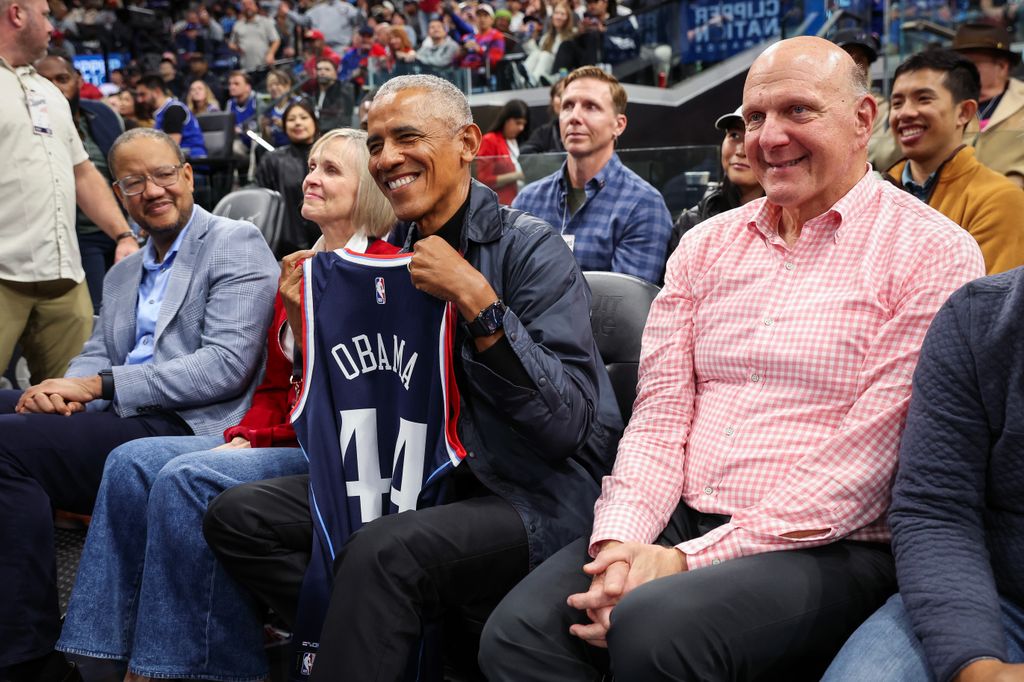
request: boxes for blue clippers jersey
[292,248,465,561]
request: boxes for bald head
[748,37,867,102]
[0,0,53,66]
[741,37,876,224]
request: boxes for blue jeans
[822,593,1024,681]
[56,435,308,681]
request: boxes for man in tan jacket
[953,22,1024,188]
[888,48,1024,273]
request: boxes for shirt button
[750,373,760,383]
[538,376,547,387]
[784,262,795,271]
[712,558,722,565]
[724,426,734,436]
[148,299,155,304]
[763,317,774,327]
[703,485,714,495]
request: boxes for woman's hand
[280,249,316,355]
[213,436,251,450]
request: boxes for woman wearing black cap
[666,106,764,257]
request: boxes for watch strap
[99,369,115,401]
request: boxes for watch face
[481,305,503,332]
[471,301,506,337]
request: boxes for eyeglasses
[114,165,182,196]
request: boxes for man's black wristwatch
[99,369,115,401]
[467,300,507,338]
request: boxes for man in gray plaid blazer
[0,128,278,682]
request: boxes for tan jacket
[967,77,1024,180]
[869,96,903,173]
[888,146,1024,274]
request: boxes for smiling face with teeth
[742,38,875,227]
[366,87,481,235]
[112,135,194,244]
[889,67,976,181]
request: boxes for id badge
[27,89,53,136]
[562,234,575,252]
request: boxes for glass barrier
[471,144,722,217]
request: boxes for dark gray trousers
[480,503,896,682]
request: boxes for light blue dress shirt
[124,217,193,366]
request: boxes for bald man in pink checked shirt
[479,36,987,682]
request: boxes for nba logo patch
[375,277,386,304]
[300,652,316,676]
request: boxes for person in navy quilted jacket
[824,267,1024,682]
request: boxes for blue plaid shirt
[512,153,672,284]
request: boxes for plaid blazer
[67,206,279,436]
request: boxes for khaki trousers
[0,278,92,384]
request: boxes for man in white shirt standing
[0,0,138,386]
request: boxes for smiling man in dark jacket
[203,73,622,681]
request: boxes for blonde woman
[523,0,577,84]
[185,79,221,116]
[55,129,397,682]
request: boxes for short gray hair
[845,59,869,99]
[374,74,472,134]
[107,128,186,177]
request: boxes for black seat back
[584,271,661,424]
[197,111,236,161]
[212,188,284,253]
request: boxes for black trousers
[0,390,191,668]
[480,502,896,682]
[203,472,530,681]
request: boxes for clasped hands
[15,376,102,416]
[567,541,687,648]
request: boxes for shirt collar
[141,209,195,271]
[749,164,873,242]
[901,161,938,201]
[405,191,470,252]
[557,151,621,194]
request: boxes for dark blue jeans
[0,390,191,668]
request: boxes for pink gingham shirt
[590,169,986,569]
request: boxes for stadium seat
[195,111,238,207]
[213,187,284,254]
[584,271,661,423]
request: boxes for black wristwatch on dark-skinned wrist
[99,369,115,401]
[467,300,507,338]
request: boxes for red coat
[477,131,518,205]
[222,238,399,447]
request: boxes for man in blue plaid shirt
[513,66,672,284]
